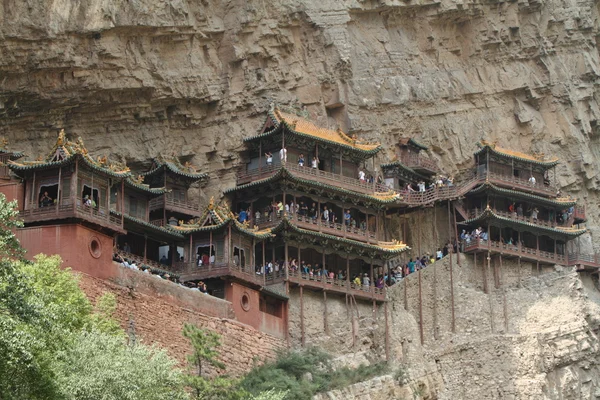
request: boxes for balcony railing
[149,193,202,216]
[253,212,377,243]
[21,197,124,231]
[467,208,575,229]
[237,163,390,195]
[464,238,600,270]
[288,269,386,301]
[485,171,558,196]
[169,261,286,285]
[573,205,586,221]
[399,153,440,173]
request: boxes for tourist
[265,152,273,166]
[277,201,284,217]
[509,202,516,216]
[298,153,305,167]
[311,156,319,169]
[353,275,361,287]
[517,204,524,217]
[39,191,52,207]
[310,203,317,221]
[359,169,366,182]
[83,194,92,207]
[202,253,209,266]
[160,255,168,265]
[255,209,261,222]
[408,258,416,274]
[531,207,539,222]
[406,183,415,192]
[528,175,536,186]
[362,273,370,289]
[123,242,131,253]
[279,147,287,163]
[322,206,329,222]
[418,181,426,192]
[436,248,443,260]
[238,209,248,223]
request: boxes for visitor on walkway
[265,152,273,166]
[298,154,305,167]
[279,147,287,163]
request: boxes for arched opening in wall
[196,245,215,266]
[241,292,250,311]
[158,245,184,265]
[38,182,58,207]
[233,247,246,268]
[89,236,102,259]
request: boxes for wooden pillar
[346,255,350,290]
[554,238,557,262]
[369,259,374,297]
[31,170,36,206]
[262,241,266,286]
[417,209,422,256]
[339,152,343,177]
[56,166,62,215]
[120,179,124,225]
[209,231,213,269]
[258,140,262,173]
[487,252,494,333]
[252,238,256,270]
[323,291,329,334]
[227,223,232,265]
[90,171,94,216]
[536,234,540,274]
[144,235,148,263]
[517,256,521,287]
[449,241,455,333]
[384,301,390,362]
[453,202,460,264]
[482,253,489,294]
[418,269,424,344]
[284,242,289,280]
[300,285,305,347]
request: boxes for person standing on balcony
[40,191,52,207]
[517,204,524,217]
[123,242,131,253]
[238,209,247,223]
[529,175,536,186]
[322,206,329,222]
[265,152,273,166]
[277,201,284,217]
[344,210,351,227]
[359,169,366,182]
[311,156,319,169]
[279,147,287,163]
[298,154,305,167]
[531,207,539,222]
[509,202,516,216]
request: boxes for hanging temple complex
[0,105,598,360]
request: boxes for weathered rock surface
[2,0,600,398]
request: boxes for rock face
[2,0,600,398]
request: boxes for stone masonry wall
[78,265,286,377]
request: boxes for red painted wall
[0,180,24,210]
[16,224,115,279]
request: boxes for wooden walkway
[287,270,386,301]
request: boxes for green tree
[182,324,246,400]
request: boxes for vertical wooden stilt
[323,291,329,334]
[449,242,456,333]
[404,275,408,311]
[517,256,522,288]
[384,301,390,362]
[300,286,305,347]
[418,270,424,344]
[487,252,494,333]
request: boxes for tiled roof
[143,155,208,181]
[125,176,168,195]
[398,137,428,151]
[111,211,186,239]
[224,167,403,205]
[476,141,559,167]
[462,207,586,238]
[8,130,131,178]
[244,106,382,155]
[468,182,577,208]
[379,161,430,181]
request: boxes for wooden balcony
[399,154,440,174]
[170,261,286,286]
[573,205,586,222]
[236,163,390,195]
[254,213,378,244]
[485,171,558,197]
[287,270,386,302]
[21,198,125,233]
[466,208,577,229]
[149,193,202,216]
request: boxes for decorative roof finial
[57,129,66,146]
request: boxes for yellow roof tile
[274,109,380,152]
[481,140,558,163]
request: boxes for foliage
[0,192,24,258]
[182,324,247,400]
[249,389,288,400]
[88,292,122,335]
[53,330,189,400]
[240,347,389,400]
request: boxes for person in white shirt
[279,147,287,163]
[209,254,215,264]
[358,170,366,182]
[528,176,536,186]
[322,206,329,221]
[265,152,273,166]
[311,157,319,168]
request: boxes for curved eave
[125,178,168,196]
[468,183,577,208]
[0,150,25,160]
[463,209,586,238]
[225,167,401,205]
[408,138,428,151]
[79,155,131,178]
[111,211,186,240]
[380,161,430,181]
[169,219,273,239]
[8,155,75,173]
[244,117,381,157]
[142,162,208,182]
[271,219,410,255]
[475,145,559,167]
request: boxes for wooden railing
[149,193,202,215]
[21,197,123,231]
[150,219,165,227]
[486,171,558,196]
[467,208,574,228]
[460,238,600,268]
[253,213,377,243]
[288,269,386,300]
[399,153,440,173]
[237,163,390,194]
[573,205,586,221]
[169,261,286,285]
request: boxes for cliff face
[2,0,600,398]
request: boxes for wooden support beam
[300,285,305,347]
[449,239,455,333]
[323,291,329,335]
[384,301,390,363]
[418,269,424,344]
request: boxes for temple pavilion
[456,141,591,276]
[226,105,410,306]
